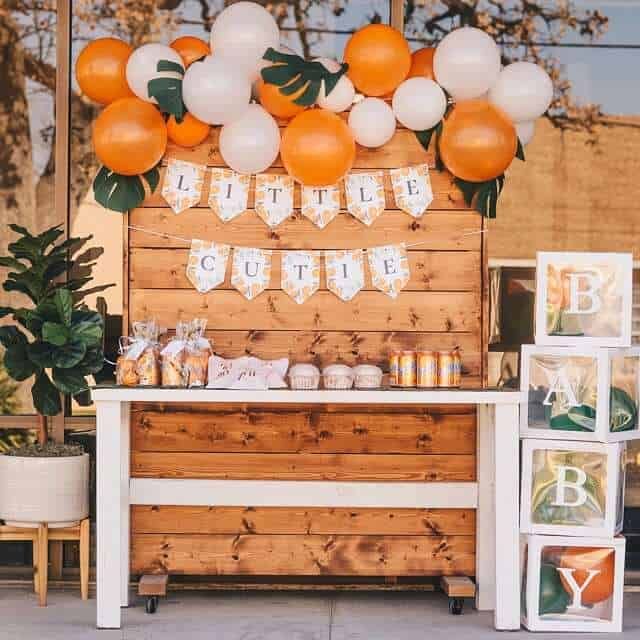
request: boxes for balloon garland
[76,1,552,216]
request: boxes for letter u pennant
[367,244,410,299]
[231,247,272,300]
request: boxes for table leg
[493,403,521,631]
[96,400,129,629]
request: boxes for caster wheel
[449,598,464,615]
[145,596,158,614]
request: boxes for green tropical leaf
[567,404,597,431]
[142,165,160,193]
[53,288,73,325]
[78,347,106,375]
[539,563,570,616]
[42,322,70,347]
[93,167,147,213]
[32,371,62,416]
[0,306,15,318]
[147,77,185,122]
[453,175,505,219]
[549,413,592,432]
[415,128,437,153]
[53,340,87,369]
[0,256,27,272]
[0,326,27,349]
[516,138,526,162]
[610,387,638,432]
[292,80,321,106]
[52,368,89,395]
[157,59,184,76]
[27,341,57,369]
[73,317,104,347]
[3,343,38,381]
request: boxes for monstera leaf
[539,563,571,616]
[147,59,185,122]
[455,175,506,219]
[93,165,160,213]
[261,47,348,106]
[610,387,638,432]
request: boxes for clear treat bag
[160,321,190,387]
[184,319,212,387]
[115,320,161,386]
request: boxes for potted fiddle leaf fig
[0,224,112,526]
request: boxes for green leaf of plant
[73,318,104,348]
[53,288,73,326]
[567,404,597,431]
[278,74,307,96]
[0,306,15,318]
[539,563,570,615]
[261,63,300,87]
[549,413,592,432]
[0,326,27,349]
[93,167,146,213]
[42,322,70,347]
[292,80,321,106]
[3,343,38,381]
[142,165,160,194]
[516,138,526,162]
[27,341,57,369]
[610,386,638,432]
[32,371,62,416]
[157,59,184,76]
[147,77,185,122]
[52,367,89,395]
[53,339,87,369]
[0,256,27,272]
[78,347,106,375]
[415,128,436,153]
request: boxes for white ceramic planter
[0,453,89,528]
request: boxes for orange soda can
[437,350,456,387]
[399,350,416,387]
[452,348,462,387]
[417,350,438,388]
[389,351,401,386]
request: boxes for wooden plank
[143,166,470,210]
[131,533,476,576]
[131,409,476,454]
[129,209,482,251]
[441,575,476,598]
[162,128,435,170]
[138,574,168,596]
[129,290,481,333]
[130,249,480,292]
[130,452,476,482]
[131,506,476,536]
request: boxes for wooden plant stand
[0,519,90,606]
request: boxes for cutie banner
[231,247,272,300]
[367,243,410,298]
[390,164,433,218]
[325,249,365,301]
[255,173,294,228]
[345,171,385,226]
[301,184,341,229]
[208,168,250,222]
[281,250,320,304]
[161,158,206,214]
[186,239,230,293]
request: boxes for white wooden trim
[119,403,130,609]
[91,387,523,405]
[129,479,478,509]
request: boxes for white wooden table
[91,387,523,630]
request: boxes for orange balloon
[408,47,435,80]
[170,36,210,68]
[93,98,167,175]
[344,24,411,97]
[257,79,306,120]
[559,547,616,605]
[75,37,134,105]
[439,100,517,182]
[166,113,210,148]
[281,109,355,186]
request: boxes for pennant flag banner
[367,243,410,299]
[162,158,206,214]
[208,168,250,222]
[345,171,385,226]
[255,173,294,228]
[325,249,365,301]
[389,164,433,218]
[281,250,321,304]
[186,239,230,293]
[301,184,341,229]
[231,247,272,300]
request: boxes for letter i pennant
[367,244,410,299]
[325,249,365,301]
[208,168,250,222]
[162,158,206,214]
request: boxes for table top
[91,385,524,405]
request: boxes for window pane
[0,2,58,415]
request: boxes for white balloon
[314,57,355,113]
[488,62,553,122]
[125,43,183,103]
[219,104,280,174]
[515,120,536,145]
[433,27,501,101]
[182,56,251,126]
[392,77,447,131]
[211,1,280,81]
[348,98,396,148]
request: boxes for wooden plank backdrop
[127,117,486,581]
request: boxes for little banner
[186,239,230,293]
[389,164,433,218]
[301,184,341,229]
[368,244,410,299]
[325,249,365,301]
[281,251,320,304]
[208,168,250,222]
[231,247,272,300]
[255,173,294,228]
[162,158,206,214]
[345,171,385,226]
